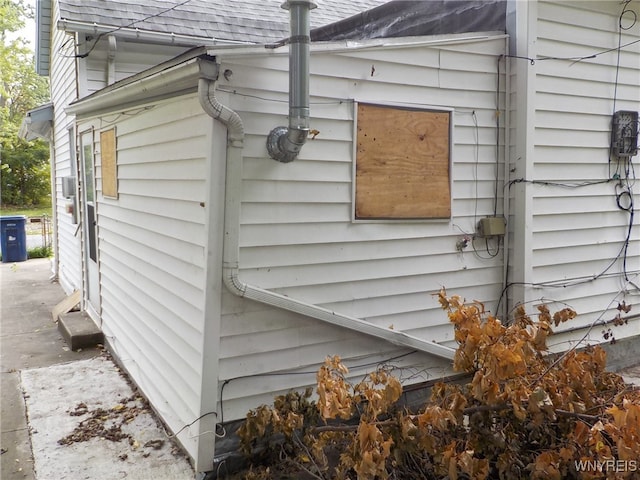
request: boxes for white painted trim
[501,36,511,320]
[509,0,537,309]
[79,128,101,320]
[195,118,227,472]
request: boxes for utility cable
[74,0,192,59]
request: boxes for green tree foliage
[1,0,51,207]
[1,137,49,205]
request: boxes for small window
[355,103,451,220]
[100,128,118,198]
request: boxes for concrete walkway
[1,259,100,480]
[1,259,194,480]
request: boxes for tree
[1,0,51,207]
[1,137,49,205]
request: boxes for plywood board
[51,289,81,322]
[100,128,118,198]
[356,103,450,219]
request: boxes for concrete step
[57,311,103,351]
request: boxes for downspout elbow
[198,77,244,143]
[223,267,247,297]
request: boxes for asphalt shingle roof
[59,0,389,44]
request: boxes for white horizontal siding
[84,39,191,93]
[219,347,453,421]
[81,95,210,460]
[50,3,81,294]
[529,1,640,332]
[217,36,507,421]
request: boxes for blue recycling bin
[1,215,28,262]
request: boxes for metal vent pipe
[267,0,316,163]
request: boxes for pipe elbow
[198,78,245,143]
[266,126,308,163]
[223,267,247,297]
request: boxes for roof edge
[206,31,508,57]
[67,50,214,118]
[57,19,255,47]
[19,103,54,141]
[67,31,509,118]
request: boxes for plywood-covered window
[100,128,118,198]
[355,103,451,220]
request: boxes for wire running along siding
[529,1,640,334]
[217,36,508,421]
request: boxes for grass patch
[1,201,53,218]
[0,246,52,262]
[28,246,53,259]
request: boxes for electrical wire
[216,87,351,106]
[472,236,501,259]
[504,178,637,296]
[506,178,613,190]
[169,411,218,439]
[215,350,420,431]
[73,0,192,59]
[504,38,640,66]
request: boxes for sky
[7,0,37,48]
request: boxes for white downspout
[501,39,511,320]
[198,60,455,361]
[107,35,116,85]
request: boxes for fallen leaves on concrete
[58,394,160,448]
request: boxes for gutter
[58,19,253,46]
[67,57,203,118]
[197,57,455,361]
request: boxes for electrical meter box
[612,111,638,158]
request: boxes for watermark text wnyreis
[575,460,638,473]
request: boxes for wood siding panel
[217,37,508,421]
